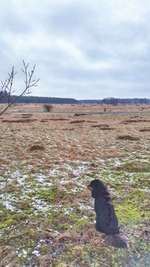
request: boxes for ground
[0,103,150,266]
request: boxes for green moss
[0,218,15,229]
[68,212,80,222]
[57,223,71,231]
[127,190,149,204]
[40,243,50,255]
[47,212,53,223]
[36,186,65,203]
[23,208,33,215]
[136,177,150,188]
[69,216,89,231]
[116,202,141,224]
[74,217,89,231]
[0,212,29,229]
[53,263,69,267]
[54,244,113,266]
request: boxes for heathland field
[0,104,150,266]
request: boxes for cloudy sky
[1,0,150,99]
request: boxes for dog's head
[88,179,110,199]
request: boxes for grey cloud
[0,0,150,98]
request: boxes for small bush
[43,104,53,112]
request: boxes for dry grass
[0,103,150,266]
[0,103,149,165]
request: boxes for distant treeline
[0,91,150,105]
[0,91,78,104]
[79,98,150,105]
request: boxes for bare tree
[0,60,39,116]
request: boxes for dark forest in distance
[0,91,150,105]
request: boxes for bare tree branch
[0,61,39,116]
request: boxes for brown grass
[1,103,149,164]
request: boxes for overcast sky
[1,0,150,99]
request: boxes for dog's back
[95,195,119,235]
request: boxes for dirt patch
[91,124,114,130]
[21,113,32,118]
[40,118,69,122]
[121,119,150,124]
[70,120,86,124]
[2,118,37,123]
[0,158,9,165]
[29,144,45,152]
[62,128,75,131]
[139,128,150,132]
[117,135,139,141]
[86,120,98,123]
[74,113,87,116]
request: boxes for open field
[0,103,150,266]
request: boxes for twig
[0,60,39,116]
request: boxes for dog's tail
[105,234,128,248]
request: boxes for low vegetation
[0,104,150,266]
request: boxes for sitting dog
[88,179,127,248]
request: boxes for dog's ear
[88,179,109,199]
[91,183,100,198]
[88,180,101,198]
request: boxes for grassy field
[0,103,150,266]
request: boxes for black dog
[88,179,127,248]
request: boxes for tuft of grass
[36,186,66,203]
[116,161,150,172]
[0,212,28,229]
